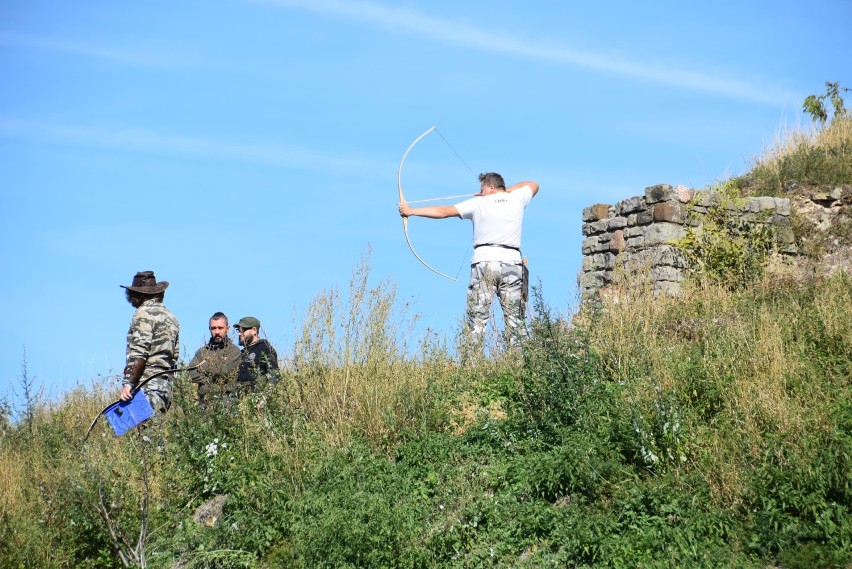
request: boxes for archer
[399,172,539,348]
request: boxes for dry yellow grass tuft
[583,271,851,506]
[746,115,852,195]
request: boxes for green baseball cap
[234,316,260,330]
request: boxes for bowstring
[432,127,478,280]
[434,127,477,178]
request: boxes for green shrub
[674,182,775,289]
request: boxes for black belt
[473,243,520,252]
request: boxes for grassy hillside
[739,113,851,197]
[1,116,850,568]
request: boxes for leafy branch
[803,81,850,124]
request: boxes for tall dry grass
[745,115,852,195]
[282,251,460,449]
[0,379,162,566]
[583,270,851,504]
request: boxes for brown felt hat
[120,271,169,294]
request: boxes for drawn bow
[397,126,476,281]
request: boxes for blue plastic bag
[103,390,154,436]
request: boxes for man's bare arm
[399,204,461,219]
[120,358,146,401]
[507,181,539,197]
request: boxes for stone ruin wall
[579,184,797,300]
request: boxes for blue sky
[1,0,849,402]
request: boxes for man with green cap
[233,316,279,386]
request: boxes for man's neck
[135,297,160,309]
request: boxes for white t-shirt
[455,185,534,264]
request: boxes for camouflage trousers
[465,261,528,346]
[141,374,172,415]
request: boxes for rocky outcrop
[787,182,852,277]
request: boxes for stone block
[624,226,645,238]
[609,230,626,253]
[617,250,648,271]
[745,197,777,213]
[775,199,790,216]
[645,184,675,204]
[616,196,648,216]
[581,253,616,271]
[769,214,790,226]
[774,225,795,245]
[653,201,687,224]
[829,185,851,202]
[757,196,777,211]
[648,245,688,268]
[638,210,654,225]
[582,235,611,254]
[608,216,628,230]
[693,191,718,208]
[674,185,694,203]
[626,235,645,248]
[650,265,686,281]
[584,219,610,235]
[579,270,609,290]
[627,210,654,226]
[582,203,613,222]
[644,222,686,246]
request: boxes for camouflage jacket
[124,299,180,392]
[188,337,241,393]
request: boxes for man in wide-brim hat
[120,271,180,415]
[120,271,170,295]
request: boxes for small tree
[15,348,41,435]
[802,81,850,124]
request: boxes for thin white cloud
[251,0,794,106]
[0,31,187,68]
[0,117,386,175]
